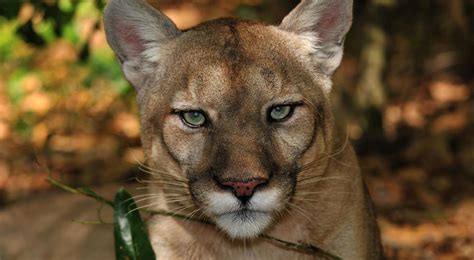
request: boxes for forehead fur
[140,18,328,114]
[176,18,296,69]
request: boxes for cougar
[104,0,382,259]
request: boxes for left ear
[103,0,180,91]
[279,0,353,76]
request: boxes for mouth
[218,208,268,218]
[214,208,273,239]
[202,188,283,239]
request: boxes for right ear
[103,0,180,91]
[279,0,353,77]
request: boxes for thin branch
[261,235,342,260]
[46,177,114,207]
[72,219,114,225]
[47,177,341,259]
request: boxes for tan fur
[104,0,382,259]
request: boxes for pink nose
[221,179,267,198]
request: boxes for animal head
[104,0,353,239]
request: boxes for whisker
[293,191,355,196]
[137,177,188,185]
[191,211,209,225]
[163,194,192,199]
[291,197,324,212]
[298,154,330,172]
[159,186,190,194]
[118,193,157,204]
[169,204,197,216]
[134,177,188,189]
[134,160,168,174]
[131,198,194,215]
[292,196,342,204]
[297,161,328,176]
[138,167,187,183]
[135,183,189,195]
[126,201,162,216]
[297,129,352,173]
[274,207,285,220]
[149,174,188,184]
[133,196,162,205]
[163,196,192,202]
[165,198,194,204]
[138,168,188,183]
[164,191,191,196]
[292,196,348,210]
[287,202,313,223]
[185,208,202,221]
[133,193,189,205]
[296,176,350,184]
[325,156,359,169]
[281,206,296,221]
[134,183,190,197]
[130,193,162,200]
[298,156,329,173]
[138,166,188,183]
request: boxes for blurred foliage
[0,0,473,258]
[0,0,136,205]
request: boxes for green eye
[269,105,293,121]
[181,111,207,127]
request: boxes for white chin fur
[215,211,273,239]
[206,189,282,239]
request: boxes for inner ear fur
[279,0,353,76]
[103,0,180,90]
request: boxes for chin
[203,189,283,239]
[215,210,273,239]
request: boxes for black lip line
[218,209,269,217]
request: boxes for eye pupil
[269,105,293,121]
[181,111,206,127]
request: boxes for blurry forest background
[0,0,473,259]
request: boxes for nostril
[220,178,268,202]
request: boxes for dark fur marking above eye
[222,21,244,72]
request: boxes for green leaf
[113,188,155,260]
